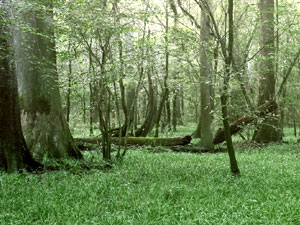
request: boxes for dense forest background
[57,0,300,146]
[2,0,300,224]
[2,0,300,172]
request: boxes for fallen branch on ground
[75,135,192,147]
[213,100,278,144]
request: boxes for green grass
[1,142,300,224]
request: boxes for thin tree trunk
[293,118,297,137]
[166,94,172,131]
[172,91,178,132]
[221,0,239,175]
[66,43,72,123]
[88,41,94,136]
[155,2,170,137]
[176,91,183,125]
[83,87,86,124]
[89,82,94,136]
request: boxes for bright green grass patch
[1,144,300,224]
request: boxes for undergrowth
[1,140,300,224]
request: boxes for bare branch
[177,0,201,29]
[277,49,300,98]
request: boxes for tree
[13,0,82,160]
[199,0,214,149]
[219,0,240,174]
[0,3,41,172]
[254,0,280,142]
[176,0,239,174]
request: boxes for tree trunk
[135,60,157,136]
[176,90,183,125]
[89,82,94,136]
[89,46,94,136]
[193,120,201,138]
[135,86,157,136]
[172,90,178,132]
[127,85,137,134]
[13,1,82,160]
[0,7,42,172]
[221,0,239,175]
[66,43,72,123]
[200,0,214,148]
[155,2,170,137]
[254,0,280,143]
[293,118,297,137]
[166,94,172,131]
[82,87,86,124]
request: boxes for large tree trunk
[0,7,41,172]
[13,0,82,160]
[193,120,201,138]
[254,0,280,143]
[200,0,214,148]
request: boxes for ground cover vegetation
[1,130,300,224]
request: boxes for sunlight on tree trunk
[13,0,82,160]
[254,0,280,143]
[200,0,214,149]
[0,5,42,172]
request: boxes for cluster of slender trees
[1,0,299,174]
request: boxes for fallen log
[75,135,192,147]
[213,100,278,145]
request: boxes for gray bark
[0,3,42,172]
[200,1,214,148]
[13,0,82,160]
[254,0,280,143]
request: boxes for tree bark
[200,0,214,148]
[66,43,72,123]
[254,0,280,143]
[222,0,239,175]
[176,90,183,125]
[166,94,172,131]
[155,2,170,137]
[76,136,192,147]
[0,6,42,172]
[172,90,178,132]
[193,120,201,138]
[135,59,157,136]
[13,0,82,160]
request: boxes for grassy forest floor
[1,126,300,224]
